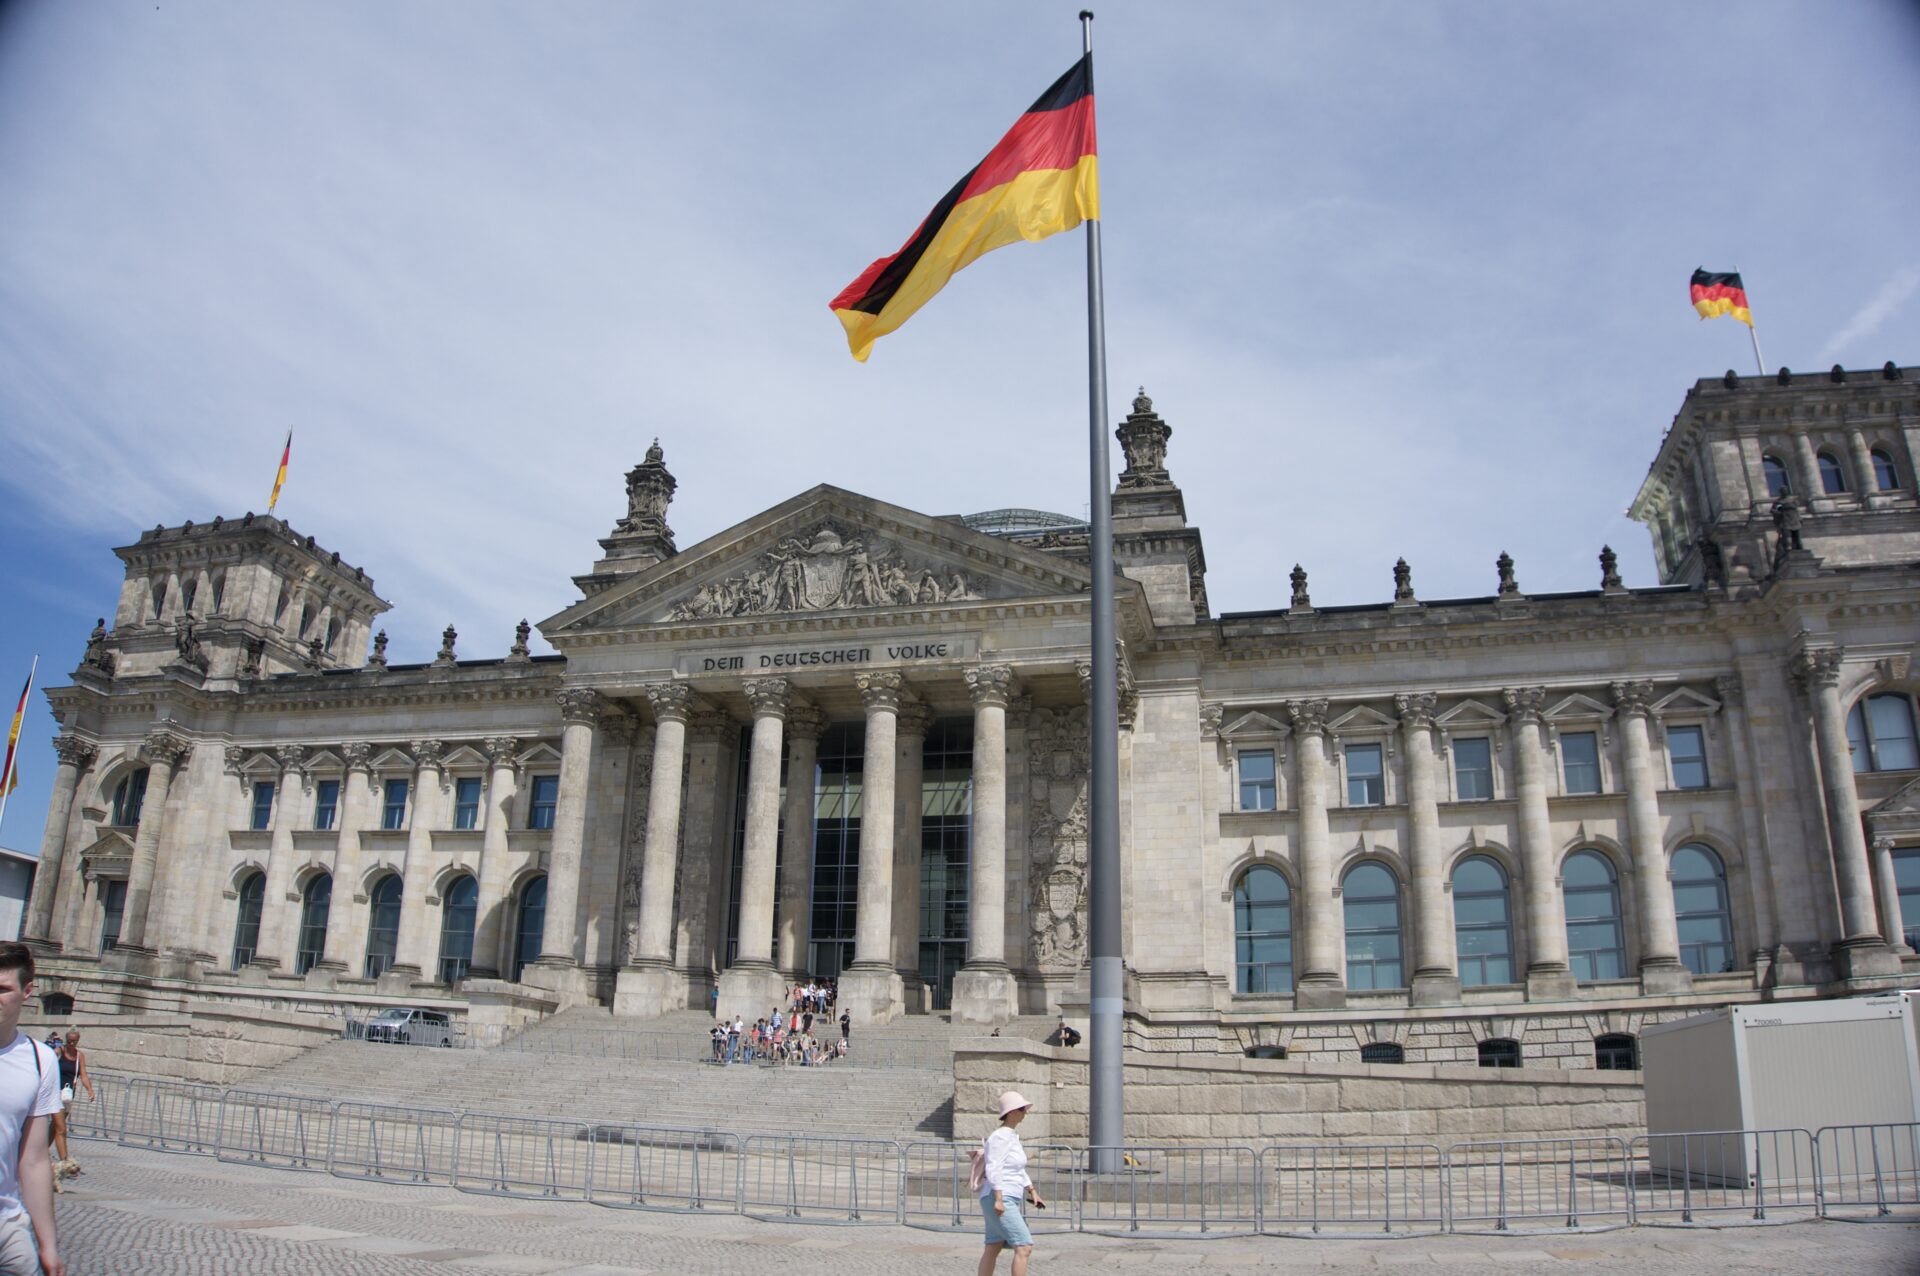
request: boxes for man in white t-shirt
[0,943,63,1275]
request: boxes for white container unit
[1641,993,1920,1186]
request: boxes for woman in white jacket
[978,1091,1046,1276]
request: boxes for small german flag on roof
[830,55,1099,362]
[1690,269,1754,328]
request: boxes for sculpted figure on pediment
[667,520,984,620]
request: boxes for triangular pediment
[440,744,490,772]
[1436,698,1506,729]
[78,829,134,869]
[1330,705,1398,734]
[235,751,281,777]
[541,485,1099,637]
[1866,773,1920,836]
[303,749,344,773]
[1653,686,1720,716]
[1544,693,1614,721]
[517,742,563,768]
[368,746,415,772]
[1221,710,1289,739]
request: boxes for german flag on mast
[1690,269,1754,328]
[831,55,1099,362]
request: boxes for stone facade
[19,370,1920,1068]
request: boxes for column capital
[409,738,446,771]
[556,687,605,725]
[483,735,520,766]
[856,670,905,713]
[1286,698,1329,736]
[786,701,825,743]
[1394,692,1437,730]
[1609,679,1656,718]
[599,711,639,746]
[1790,646,1845,690]
[1872,834,1896,854]
[341,741,374,772]
[51,735,97,771]
[742,677,791,720]
[642,681,694,724]
[274,744,309,776]
[1501,686,1546,723]
[896,700,935,739]
[1714,673,1744,705]
[142,726,192,768]
[1198,703,1224,738]
[965,663,1017,709]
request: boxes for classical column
[1847,427,1878,502]
[1505,687,1575,997]
[952,664,1019,1025]
[317,742,371,974]
[891,700,933,1003]
[24,736,96,946]
[717,678,793,1019]
[613,682,692,1017]
[1288,699,1343,1008]
[535,689,601,969]
[390,738,445,980]
[840,671,905,1024]
[1790,427,1822,502]
[118,726,192,953]
[1397,694,1458,1005]
[254,744,309,970]
[1872,836,1911,954]
[467,736,519,978]
[775,703,822,976]
[1794,648,1900,978]
[1611,681,1689,993]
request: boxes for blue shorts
[980,1194,1034,1247]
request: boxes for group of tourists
[707,1001,853,1068]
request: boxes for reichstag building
[22,367,1920,1070]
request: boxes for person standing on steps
[976,1091,1043,1276]
[0,944,64,1276]
[838,1009,850,1044]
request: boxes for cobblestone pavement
[51,1142,1920,1275]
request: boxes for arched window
[1847,693,1919,773]
[511,874,547,982]
[1451,856,1513,986]
[1478,1038,1521,1068]
[1360,1042,1405,1064]
[1563,850,1626,981]
[1671,844,1734,974]
[111,768,150,827]
[1342,862,1403,990]
[1818,452,1848,494]
[437,875,479,984]
[296,873,332,975]
[363,875,402,979]
[1761,455,1791,498]
[1872,448,1902,492]
[230,871,265,970]
[1595,1033,1639,1070]
[1232,865,1293,994]
[40,994,73,1018]
[1895,849,1920,951]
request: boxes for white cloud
[1817,266,1920,366]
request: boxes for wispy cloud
[1817,265,1920,365]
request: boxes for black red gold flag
[1690,269,1754,328]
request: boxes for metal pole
[1079,8,1124,1177]
[1749,323,1766,377]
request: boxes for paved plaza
[53,1141,1920,1275]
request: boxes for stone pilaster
[24,736,95,946]
[1715,674,1781,970]
[1506,687,1576,998]
[776,703,823,976]
[1397,694,1458,1005]
[841,671,905,1024]
[254,744,309,971]
[533,690,600,973]
[892,699,933,1005]
[318,743,371,976]
[953,664,1019,1025]
[390,738,444,981]
[467,736,520,978]
[717,677,792,1020]
[614,682,692,1017]
[117,726,192,953]
[1611,681,1689,993]
[1287,699,1343,1008]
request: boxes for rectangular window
[1345,743,1384,806]
[312,779,340,831]
[528,775,559,830]
[1561,731,1601,794]
[453,777,483,830]
[250,781,275,831]
[1453,738,1493,800]
[382,778,409,830]
[100,880,127,952]
[1238,749,1276,811]
[1668,724,1709,789]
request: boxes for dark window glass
[363,876,402,978]
[1346,743,1384,806]
[1850,694,1919,772]
[313,779,339,831]
[1595,1033,1639,1070]
[1872,448,1901,492]
[1452,856,1513,986]
[453,777,482,830]
[112,768,149,827]
[1564,851,1626,980]
[1818,452,1848,494]
[1668,725,1709,789]
[296,874,331,975]
[1342,861,1402,989]
[382,778,408,830]
[1761,455,1791,498]
[918,719,973,1010]
[40,994,73,1017]
[1238,750,1276,811]
[808,724,864,980]
[527,775,559,830]
[1478,1038,1521,1068]
[1561,731,1601,794]
[1360,1042,1404,1064]
[231,871,265,969]
[512,875,547,981]
[99,880,127,952]
[438,875,478,983]
[1895,850,1920,951]
[1671,844,1734,974]
[1233,865,1292,994]
[1453,738,1493,801]
[250,781,275,831]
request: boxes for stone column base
[716,962,789,1023]
[614,961,686,1018]
[1409,971,1462,1006]
[950,964,1020,1027]
[1638,961,1694,996]
[1831,937,1903,982]
[518,959,596,1008]
[1525,968,1579,1001]
[1293,975,1347,1010]
[838,962,904,1026]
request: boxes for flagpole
[1738,267,1765,375]
[1079,7,1125,1175]
[0,654,38,839]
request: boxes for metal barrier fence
[216,1090,333,1172]
[328,1101,462,1185]
[899,1141,1079,1234]
[1815,1123,1920,1219]
[1259,1143,1447,1235]
[341,1017,473,1049]
[739,1135,902,1223]
[453,1113,594,1200]
[119,1078,222,1155]
[1077,1145,1261,1236]
[1446,1136,1635,1232]
[1632,1129,1819,1224]
[588,1124,742,1213]
[65,1071,128,1143]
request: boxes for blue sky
[2,1,1917,850]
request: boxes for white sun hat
[998,1091,1033,1117]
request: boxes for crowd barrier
[64,1075,1920,1235]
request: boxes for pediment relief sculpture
[666,521,984,621]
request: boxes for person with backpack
[972,1091,1044,1276]
[0,944,64,1275]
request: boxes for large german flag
[1690,269,1753,327]
[831,55,1099,362]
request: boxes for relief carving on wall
[1027,705,1090,971]
[616,748,652,965]
[667,521,983,620]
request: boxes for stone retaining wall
[20,1003,341,1086]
